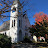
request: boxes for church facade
[0,0,30,43]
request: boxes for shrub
[0,34,11,48]
[23,36,32,43]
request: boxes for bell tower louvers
[10,0,23,43]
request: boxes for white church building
[0,0,30,43]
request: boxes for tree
[29,12,48,37]
[0,34,11,48]
[33,12,48,25]
[34,12,48,36]
[0,0,31,23]
[29,25,37,36]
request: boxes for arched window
[12,7,16,13]
[12,20,13,27]
[14,20,15,26]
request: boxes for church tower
[10,0,30,43]
[0,0,30,43]
[10,0,23,28]
[10,0,23,43]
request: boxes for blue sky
[0,0,48,26]
[27,0,48,25]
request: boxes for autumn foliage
[33,12,48,25]
[29,12,48,38]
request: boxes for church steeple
[9,0,30,43]
[10,0,23,29]
[13,0,20,5]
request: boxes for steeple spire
[13,0,19,5]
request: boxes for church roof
[0,20,10,32]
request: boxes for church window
[12,20,13,27]
[12,7,16,13]
[19,20,20,27]
[14,20,15,26]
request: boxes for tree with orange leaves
[29,12,48,37]
[33,12,48,25]
[34,12,48,37]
